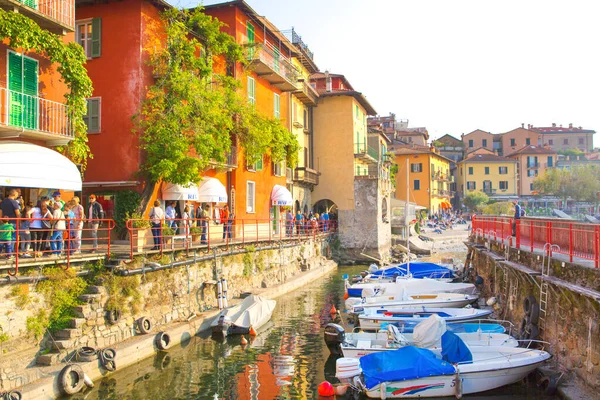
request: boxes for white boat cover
[198,177,227,203]
[211,294,276,330]
[0,141,82,191]
[412,314,447,349]
[271,184,293,206]
[161,182,199,201]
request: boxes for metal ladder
[540,244,560,334]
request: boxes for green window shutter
[24,0,37,9]
[247,77,255,105]
[274,94,280,118]
[22,57,38,130]
[8,52,23,92]
[256,157,263,171]
[88,99,100,132]
[247,22,255,58]
[91,17,102,58]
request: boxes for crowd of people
[424,209,467,234]
[285,209,337,237]
[0,189,104,259]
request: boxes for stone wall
[469,239,600,391]
[336,178,391,262]
[0,238,332,392]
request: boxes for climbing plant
[134,7,299,208]
[0,10,94,167]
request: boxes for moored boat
[357,307,492,330]
[209,294,276,337]
[345,278,476,298]
[349,293,479,313]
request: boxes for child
[0,217,15,257]
[20,203,33,257]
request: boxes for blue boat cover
[441,331,473,364]
[369,262,454,280]
[360,346,455,390]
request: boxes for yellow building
[392,145,452,213]
[458,151,518,200]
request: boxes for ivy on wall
[0,10,93,167]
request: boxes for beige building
[531,123,595,152]
[500,127,540,156]
[462,129,495,154]
[506,145,556,196]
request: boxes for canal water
[75,265,552,400]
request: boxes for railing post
[530,220,534,252]
[569,223,574,262]
[269,218,272,243]
[256,219,259,243]
[207,219,211,252]
[595,226,599,268]
[107,220,111,259]
[516,219,521,249]
[501,217,504,240]
[128,220,133,260]
[242,219,245,246]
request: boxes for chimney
[521,123,524,128]
[569,123,573,129]
[325,70,332,92]
[552,123,556,127]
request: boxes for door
[271,206,280,235]
[8,52,38,130]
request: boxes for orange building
[506,145,556,196]
[77,0,295,234]
[0,2,84,202]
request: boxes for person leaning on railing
[0,217,15,258]
[195,204,209,244]
[71,196,85,254]
[149,200,164,250]
[88,194,104,253]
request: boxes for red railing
[125,217,337,259]
[472,215,600,268]
[0,217,115,276]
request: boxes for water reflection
[70,266,550,400]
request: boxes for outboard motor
[324,323,345,356]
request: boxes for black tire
[137,317,152,334]
[106,309,121,325]
[76,346,97,362]
[523,295,537,314]
[103,360,116,372]
[5,391,22,400]
[519,317,528,338]
[59,364,85,395]
[154,352,172,370]
[101,348,116,361]
[529,303,540,325]
[156,332,171,351]
[538,376,558,396]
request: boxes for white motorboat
[349,293,479,313]
[358,307,492,331]
[345,277,476,298]
[210,295,276,337]
[325,316,518,358]
[357,346,551,398]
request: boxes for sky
[167,0,600,145]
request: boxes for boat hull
[358,308,492,330]
[352,296,478,314]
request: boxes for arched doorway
[294,200,301,214]
[313,199,337,214]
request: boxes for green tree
[557,148,585,160]
[463,191,489,211]
[480,201,513,215]
[134,8,298,209]
[432,140,444,148]
[534,165,600,203]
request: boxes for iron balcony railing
[248,41,299,88]
[209,145,237,169]
[354,142,379,163]
[1,0,75,32]
[293,167,319,185]
[282,28,314,60]
[0,86,73,142]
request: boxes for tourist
[50,201,66,256]
[149,200,164,250]
[321,210,330,232]
[71,196,85,253]
[286,209,294,237]
[196,204,209,244]
[512,200,521,236]
[220,204,231,240]
[182,205,192,238]
[88,194,104,253]
[295,210,303,235]
[19,203,33,257]
[52,191,65,210]
[0,188,21,242]
[64,201,76,255]
[165,201,177,231]
[30,200,52,257]
[0,217,15,257]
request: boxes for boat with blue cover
[357,307,492,330]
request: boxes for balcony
[247,42,299,92]
[354,142,378,164]
[383,153,394,165]
[294,81,318,106]
[208,145,237,170]
[432,189,451,198]
[293,167,319,186]
[0,0,75,34]
[0,86,73,146]
[483,188,497,195]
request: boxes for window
[482,139,487,147]
[484,167,489,175]
[468,167,473,175]
[483,181,492,192]
[466,181,476,190]
[526,138,530,145]
[246,181,255,213]
[273,160,285,176]
[499,181,508,190]
[355,105,359,118]
[468,139,473,148]
[547,156,553,167]
[578,137,584,145]
[246,22,255,58]
[303,109,308,130]
[460,167,463,176]
[548,139,553,145]
[7,51,38,129]
[563,138,568,145]
[247,77,255,105]
[527,170,538,177]
[410,163,423,173]
[247,155,263,171]
[510,138,516,146]
[530,183,535,191]
[499,166,508,174]
[83,98,101,133]
[76,18,101,58]
[273,93,280,119]
[413,180,420,190]
[527,156,538,168]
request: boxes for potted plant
[190,226,203,242]
[128,212,151,253]
[162,224,176,246]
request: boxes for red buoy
[249,326,257,336]
[343,292,349,300]
[330,305,337,315]
[317,381,335,397]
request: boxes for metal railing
[282,28,314,60]
[12,0,75,29]
[126,217,337,260]
[0,87,73,139]
[354,142,379,161]
[472,215,600,268]
[0,217,114,276]
[300,81,319,100]
[248,41,299,85]
[294,167,319,185]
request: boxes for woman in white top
[149,200,164,250]
[71,196,85,253]
[50,202,66,255]
[29,198,52,257]
[182,205,192,237]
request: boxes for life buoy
[75,346,97,362]
[106,309,121,325]
[59,364,84,395]
[137,317,152,334]
[156,332,171,350]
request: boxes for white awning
[161,182,199,201]
[271,184,293,206]
[0,141,82,191]
[198,177,227,203]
